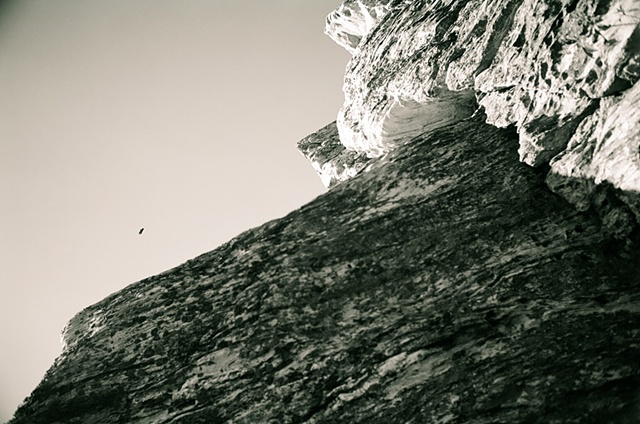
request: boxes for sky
[0,1,350,420]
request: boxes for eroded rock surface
[475,0,640,167]
[546,79,640,237]
[296,122,370,188]
[9,0,640,422]
[10,117,640,423]
[328,0,640,215]
[324,0,395,54]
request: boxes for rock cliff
[328,0,640,230]
[9,0,640,423]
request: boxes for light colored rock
[297,122,370,188]
[334,0,487,156]
[337,90,477,156]
[330,0,640,161]
[546,79,640,234]
[326,0,640,222]
[549,80,640,193]
[324,0,395,54]
[476,0,640,166]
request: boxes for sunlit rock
[546,79,640,236]
[324,0,395,54]
[9,0,640,422]
[476,0,640,167]
[549,79,640,194]
[297,122,370,188]
[334,0,639,189]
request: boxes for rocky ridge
[9,0,640,423]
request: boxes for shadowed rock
[9,0,640,422]
[9,116,640,423]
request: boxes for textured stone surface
[329,0,640,214]
[324,0,395,54]
[9,0,640,422]
[475,0,640,166]
[545,78,640,237]
[9,116,640,423]
[549,80,640,194]
[296,122,370,188]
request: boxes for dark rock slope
[10,0,640,422]
[10,115,640,423]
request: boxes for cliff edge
[9,0,640,423]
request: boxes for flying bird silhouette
[138,228,144,235]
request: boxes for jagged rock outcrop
[9,0,640,423]
[324,0,395,54]
[546,79,640,237]
[297,122,370,188]
[330,0,640,222]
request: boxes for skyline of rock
[8,0,640,422]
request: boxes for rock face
[11,116,640,423]
[9,0,640,423]
[296,122,370,188]
[332,0,640,221]
[324,0,395,54]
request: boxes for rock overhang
[313,0,640,230]
[9,1,640,422]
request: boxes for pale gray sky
[0,1,349,420]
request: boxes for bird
[138,228,144,235]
